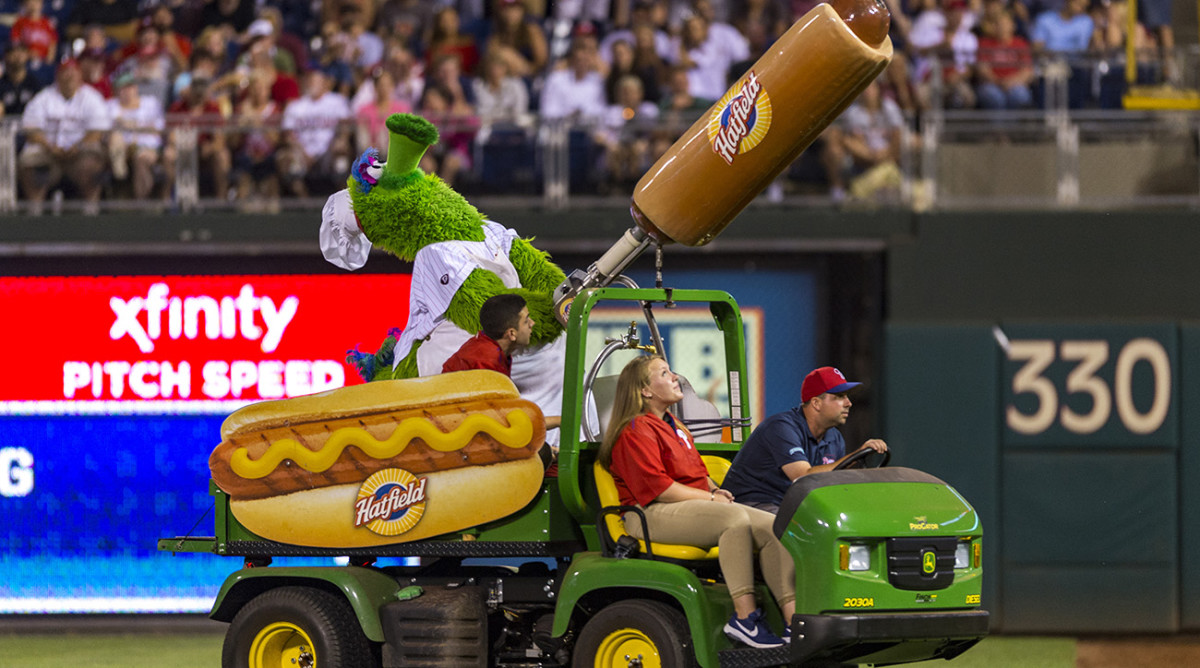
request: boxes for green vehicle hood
[776,468,981,542]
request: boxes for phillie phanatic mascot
[319,113,568,444]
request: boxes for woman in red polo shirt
[598,355,795,649]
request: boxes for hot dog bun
[209,370,547,548]
[228,456,545,547]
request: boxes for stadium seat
[479,126,539,194]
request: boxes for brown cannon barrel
[630,0,893,247]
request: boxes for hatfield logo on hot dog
[209,370,546,548]
[355,469,427,536]
[707,71,773,165]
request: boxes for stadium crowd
[0,0,1178,212]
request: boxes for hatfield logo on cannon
[707,71,773,165]
[355,468,428,536]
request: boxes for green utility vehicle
[160,286,988,668]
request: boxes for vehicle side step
[718,645,792,667]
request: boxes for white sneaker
[723,609,786,649]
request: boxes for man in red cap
[720,366,888,513]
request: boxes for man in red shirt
[976,10,1034,110]
[444,293,562,443]
[442,293,532,375]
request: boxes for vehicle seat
[589,373,725,443]
[589,374,620,442]
[593,455,731,561]
[676,376,726,444]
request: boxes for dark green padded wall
[1180,325,1200,630]
[883,324,1001,624]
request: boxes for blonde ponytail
[597,355,662,469]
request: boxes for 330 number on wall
[1006,338,1172,437]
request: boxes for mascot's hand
[516,289,563,345]
[346,328,420,382]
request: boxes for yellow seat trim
[594,456,732,561]
[701,455,731,486]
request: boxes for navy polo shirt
[721,407,847,507]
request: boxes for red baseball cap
[801,366,862,403]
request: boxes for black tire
[572,599,698,668]
[222,585,378,668]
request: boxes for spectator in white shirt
[18,59,111,215]
[675,12,749,104]
[473,48,531,130]
[539,38,607,123]
[908,0,978,109]
[279,68,353,197]
[107,73,172,202]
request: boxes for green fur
[394,344,420,378]
[364,336,421,381]
[387,114,440,145]
[351,171,485,261]
[369,364,394,382]
[371,333,398,380]
[347,112,567,379]
[509,238,568,294]
[514,288,561,344]
[446,269,508,337]
[446,270,563,346]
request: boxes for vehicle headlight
[848,545,871,571]
[840,543,871,571]
[955,541,970,569]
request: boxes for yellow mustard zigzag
[230,410,534,479]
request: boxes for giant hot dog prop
[209,370,546,548]
[554,0,893,321]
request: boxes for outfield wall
[885,211,1200,633]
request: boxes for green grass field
[0,633,1074,668]
[0,632,224,667]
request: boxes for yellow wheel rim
[248,622,316,668]
[595,627,661,668]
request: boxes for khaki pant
[626,499,795,606]
[18,141,106,192]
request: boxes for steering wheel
[832,446,891,471]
